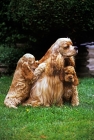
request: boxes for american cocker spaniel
[63,66,79,106]
[4,53,46,108]
[23,38,77,107]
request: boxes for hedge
[0,0,94,46]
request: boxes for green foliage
[0,76,12,94]
[0,0,94,44]
[0,77,94,140]
[0,45,26,74]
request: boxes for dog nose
[74,46,78,53]
[74,46,77,50]
[74,46,78,50]
[69,76,73,79]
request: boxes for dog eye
[65,72,68,75]
[64,46,69,50]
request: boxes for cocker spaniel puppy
[23,38,77,107]
[4,53,46,108]
[63,66,79,106]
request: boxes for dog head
[64,66,79,86]
[20,53,35,65]
[17,53,39,69]
[54,38,77,57]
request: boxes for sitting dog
[4,53,46,108]
[22,38,77,107]
[63,66,79,106]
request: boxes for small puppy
[4,53,46,108]
[63,66,79,106]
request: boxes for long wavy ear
[59,69,64,81]
[22,62,34,80]
[73,72,79,86]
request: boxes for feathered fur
[23,38,77,107]
[63,66,79,106]
[4,53,45,108]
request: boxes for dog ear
[22,62,34,80]
[73,72,79,86]
[59,69,64,81]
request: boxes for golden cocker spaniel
[63,66,79,106]
[4,53,46,108]
[23,38,77,107]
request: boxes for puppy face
[64,66,76,83]
[17,53,35,66]
[22,53,35,65]
[57,38,77,57]
[17,53,39,70]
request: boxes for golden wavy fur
[23,38,77,107]
[4,53,45,108]
[63,66,79,106]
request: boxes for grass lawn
[0,76,94,140]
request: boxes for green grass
[0,76,94,140]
